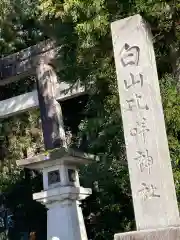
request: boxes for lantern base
[33,186,91,240]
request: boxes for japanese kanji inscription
[125,93,149,111]
[134,149,153,174]
[130,117,150,143]
[111,14,179,231]
[120,43,140,67]
[138,183,160,201]
[124,72,144,89]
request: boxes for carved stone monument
[111,14,180,239]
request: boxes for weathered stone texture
[36,62,67,150]
[0,39,56,84]
[114,227,180,240]
[111,14,180,231]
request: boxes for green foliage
[160,75,180,203]
[37,1,180,238]
[0,0,180,239]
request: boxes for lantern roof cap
[16,147,98,169]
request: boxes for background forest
[0,0,180,239]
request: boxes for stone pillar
[36,60,67,150]
[31,57,92,240]
[111,14,180,239]
[17,148,93,240]
[45,190,89,240]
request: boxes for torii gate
[0,40,94,240]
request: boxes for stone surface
[0,82,85,119]
[16,147,96,169]
[0,38,91,240]
[36,62,67,149]
[43,164,80,190]
[111,14,180,231]
[114,227,180,240]
[33,186,92,204]
[16,147,93,240]
[47,198,89,240]
[0,39,56,84]
[17,147,92,240]
[34,185,91,240]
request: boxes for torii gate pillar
[0,40,93,240]
[16,58,93,240]
[17,57,92,239]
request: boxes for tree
[35,0,180,239]
[0,0,180,239]
[0,1,48,238]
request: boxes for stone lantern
[17,148,96,240]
